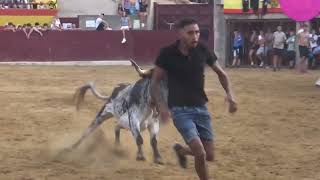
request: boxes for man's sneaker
[121,38,126,44]
[259,62,264,67]
[141,23,145,28]
[173,143,187,168]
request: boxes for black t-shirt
[155,40,217,107]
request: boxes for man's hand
[226,94,237,113]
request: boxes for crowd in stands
[0,0,57,9]
[0,17,80,39]
[231,23,320,73]
[117,0,148,28]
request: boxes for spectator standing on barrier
[272,25,286,71]
[120,11,131,44]
[286,30,296,69]
[138,0,148,28]
[231,30,243,67]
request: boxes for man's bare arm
[151,66,165,103]
[33,27,43,36]
[210,61,237,113]
[150,66,169,121]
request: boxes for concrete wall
[58,0,118,17]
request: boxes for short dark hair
[35,22,40,26]
[177,18,197,29]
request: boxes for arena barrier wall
[0,30,213,64]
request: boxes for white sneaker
[141,23,145,27]
[251,62,254,66]
[259,62,264,67]
[121,38,126,44]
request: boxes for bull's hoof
[154,157,164,165]
[136,155,146,161]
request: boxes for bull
[70,60,168,164]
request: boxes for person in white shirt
[309,29,318,51]
[96,13,111,31]
[256,30,266,67]
[309,29,318,69]
[272,26,287,71]
[51,17,62,30]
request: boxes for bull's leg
[70,105,113,150]
[129,112,146,161]
[131,123,145,161]
[114,124,121,145]
[135,131,146,161]
[148,120,163,164]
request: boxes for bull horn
[130,59,151,76]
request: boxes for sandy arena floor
[0,65,319,180]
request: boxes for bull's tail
[73,81,109,110]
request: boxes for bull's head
[130,59,168,118]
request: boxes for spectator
[16,25,22,31]
[51,16,62,30]
[231,30,243,67]
[4,22,16,32]
[117,3,124,16]
[264,28,274,67]
[95,13,110,31]
[272,25,287,71]
[23,23,32,39]
[42,23,49,31]
[286,30,296,69]
[27,22,43,38]
[120,11,131,44]
[309,29,318,69]
[256,30,266,67]
[138,0,148,28]
[122,0,131,15]
[297,24,310,73]
[248,30,258,66]
[309,29,318,51]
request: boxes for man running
[150,18,237,180]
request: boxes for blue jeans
[170,105,214,143]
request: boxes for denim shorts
[170,105,214,143]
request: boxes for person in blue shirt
[231,30,243,67]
